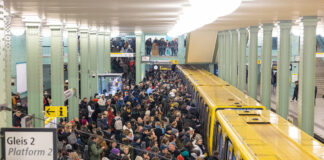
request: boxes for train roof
[216,110,324,160]
[197,85,264,109]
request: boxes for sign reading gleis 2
[1,128,57,160]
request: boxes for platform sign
[1,128,57,160]
[45,106,67,118]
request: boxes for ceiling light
[11,27,25,36]
[168,0,242,37]
[22,16,41,22]
[316,26,324,37]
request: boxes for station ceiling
[5,0,324,33]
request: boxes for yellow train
[176,64,324,160]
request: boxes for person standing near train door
[292,81,298,101]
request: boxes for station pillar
[104,32,111,73]
[238,28,247,91]
[97,32,105,74]
[220,32,226,79]
[260,24,274,109]
[276,21,292,119]
[50,25,64,107]
[298,17,318,136]
[225,31,231,82]
[217,32,222,78]
[80,29,90,100]
[26,21,43,127]
[0,7,12,128]
[230,30,238,87]
[135,33,142,84]
[97,32,105,93]
[89,30,98,97]
[178,35,186,64]
[67,27,79,120]
[248,26,259,99]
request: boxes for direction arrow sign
[44,106,67,118]
[1,128,57,160]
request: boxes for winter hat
[181,151,189,158]
[166,125,172,132]
[81,119,87,125]
[111,148,120,155]
[160,144,168,151]
[169,142,176,147]
[177,155,184,160]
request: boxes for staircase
[316,58,324,98]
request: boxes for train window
[225,139,233,160]
[218,130,224,159]
[212,121,218,152]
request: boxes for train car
[197,85,266,155]
[215,110,324,160]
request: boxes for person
[98,95,106,112]
[145,38,152,56]
[89,135,105,160]
[112,111,123,142]
[292,81,298,101]
[12,111,22,127]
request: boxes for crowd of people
[145,38,178,56]
[111,38,136,53]
[57,69,208,160]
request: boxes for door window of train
[212,122,218,152]
[225,139,236,160]
[218,131,224,159]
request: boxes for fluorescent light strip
[168,0,242,37]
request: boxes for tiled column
[104,32,111,73]
[248,26,259,99]
[230,30,238,87]
[135,33,142,84]
[260,24,274,109]
[89,30,98,96]
[80,29,90,99]
[97,32,105,74]
[0,5,12,129]
[276,21,292,119]
[238,28,247,91]
[67,27,79,120]
[26,21,43,127]
[298,17,318,136]
[225,31,231,82]
[50,25,64,107]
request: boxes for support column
[50,25,64,107]
[97,32,105,93]
[0,6,12,129]
[217,32,222,77]
[97,32,105,74]
[26,21,43,127]
[80,29,89,99]
[89,30,98,97]
[238,28,247,91]
[67,27,79,120]
[230,30,238,87]
[209,64,214,74]
[276,21,292,119]
[248,26,259,99]
[178,35,185,64]
[220,32,226,79]
[260,24,274,109]
[298,17,318,136]
[225,31,231,82]
[141,34,146,80]
[135,33,142,84]
[104,32,111,73]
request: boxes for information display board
[1,128,57,160]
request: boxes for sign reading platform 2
[1,128,57,160]
[45,106,67,118]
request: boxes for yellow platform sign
[45,106,67,118]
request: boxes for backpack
[68,131,77,144]
[114,117,123,130]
